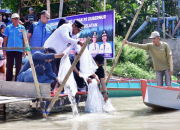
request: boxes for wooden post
[47,0,50,15]
[18,0,21,16]
[22,29,47,118]
[157,0,160,32]
[105,0,145,84]
[86,0,89,13]
[170,51,173,86]
[59,0,64,17]
[45,37,91,117]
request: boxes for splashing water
[65,86,79,116]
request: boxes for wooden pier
[0,74,87,120]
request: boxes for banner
[48,10,115,59]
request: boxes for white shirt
[44,24,79,54]
[89,42,99,54]
[99,42,112,54]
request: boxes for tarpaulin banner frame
[48,10,115,59]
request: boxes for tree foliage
[1,0,179,41]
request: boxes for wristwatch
[102,91,109,95]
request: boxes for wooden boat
[140,79,180,109]
[106,78,180,97]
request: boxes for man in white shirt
[89,31,99,54]
[99,30,112,54]
[44,20,84,54]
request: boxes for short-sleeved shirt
[25,14,36,30]
[4,23,25,52]
[95,65,105,79]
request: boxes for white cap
[149,31,160,38]
[11,13,19,19]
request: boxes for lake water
[0,96,180,130]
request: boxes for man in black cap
[99,30,112,54]
[89,31,99,54]
[91,54,108,101]
[44,19,84,55]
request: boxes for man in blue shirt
[27,10,52,54]
[3,13,26,81]
[17,48,64,84]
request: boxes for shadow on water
[132,107,179,118]
[0,105,86,123]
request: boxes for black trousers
[6,51,22,81]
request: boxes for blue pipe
[172,20,175,32]
[150,18,163,23]
[128,20,149,42]
[166,17,177,29]
[166,19,169,29]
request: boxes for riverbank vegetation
[107,37,177,80]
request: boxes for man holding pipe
[123,31,173,86]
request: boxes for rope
[32,82,42,97]
[25,46,31,51]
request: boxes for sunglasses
[43,15,50,20]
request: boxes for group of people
[0,6,174,103]
[0,8,109,101]
[89,30,112,54]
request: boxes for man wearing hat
[44,19,84,55]
[25,7,37,31]
[123,31,173,86]
[89,31,99,54]
[99,30,112,54]
[3,13,26,81]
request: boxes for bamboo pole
[105,0,145,85]
[0,47,44,50]
[22,29,47,118]
[170,51,173,86]
[45,37,91,118]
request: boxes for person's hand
[3,51,6,59]
[104,93,108,102]
[87,78,92,83]
[123,39,129,45]
[95,78,100,85]
[170,70,173,75]
[78,41,84,47]
[23,51,27,59]
[55,81,60,88]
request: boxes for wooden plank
[0,96,34,104]
[0,81,50,97]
